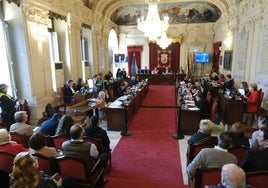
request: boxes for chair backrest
[258,89,264,111]
[33,153,57,176]
[246,171,268,188]
[228,145,248,165]
[0,150,16,173]
[55,155,104,186]
[210,100,218,121]
[194,168,222,188]
[187,143,214,165]
[10,132,29,148]
[83,136,104,154]
[51,135,68,150]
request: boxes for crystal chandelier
[137,0,169,41]
[157,30,171,49]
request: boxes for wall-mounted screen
[195,52,210,63]
[223,50,232,70]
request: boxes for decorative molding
[49,11,66,21]
[22,4,50,26]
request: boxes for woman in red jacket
[244,83,259,113]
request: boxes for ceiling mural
[111,1,221,26]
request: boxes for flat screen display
[195,52,210,63]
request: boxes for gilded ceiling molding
[21,4,50,26]
[48,11,66,21]
[7,0,20,7]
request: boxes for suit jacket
[240,147,268,172]
[63,85,74,103]
[223,79,234,90]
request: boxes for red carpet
[105,85,187,188]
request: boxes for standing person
[84,116,110,153]
[116,68,122,79]
[242,83,260,124]
[10,111,34,136]
[63,79,75,104]
[223,74,234,90]
[122,68,127,78]
[0,83,16,131]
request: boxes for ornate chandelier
[157,30,171,49]
[137,0,169,41]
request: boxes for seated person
[205,164,248,188]
[128,76,138,87]
[63,79,75,104]
[75,77,85,92]
[55,114,74,138]
[186,131,237,178]
[239,81,249,96]
[151,67,158,74]
[223,74,234,90]
[229,122,250,148]
[0,129,27,154]
[10,111,34,136]
[188,119,218,145]
[195,93,211,119]
[29,132,60,158]
[10,152,78,188]
[115,82,127,98]
[163,66,172,74]
[250,114,268,151]
[96,91,108,121]
[39,113,62,136]
[84,116,110,153]
[62,123,108,177]
[241,127,268,172]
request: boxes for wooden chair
[186,143,215,166]
[51,135,69,150]
[192,168,222,188]
[32,153,57,176]
[10,132,30,148]
[228,145,248,165]
[0,150,16,174]
[246,171,268,188]
[83,136,112,172]
[55,155,105,188]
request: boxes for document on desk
[109,100,123,108]
[238,89,245,96]
[188,107,200,111]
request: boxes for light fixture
[137,0,169,41]
[157,30,171,49]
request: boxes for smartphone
[54,174,61,181]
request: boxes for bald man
[206,163,252,188]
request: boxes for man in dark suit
[63,79,75,103]
[241,127,268,172]
[223,74,234,90]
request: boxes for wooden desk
[136,74,186,85]
[106,84,149,131]
[178,107,200,135]
[218,92,244,125]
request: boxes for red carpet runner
[105,85,187,188]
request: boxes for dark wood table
[106,84,149,131]
[136,74,186,85]
[218,92,244,125]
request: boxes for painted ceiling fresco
[111,1,221,25]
